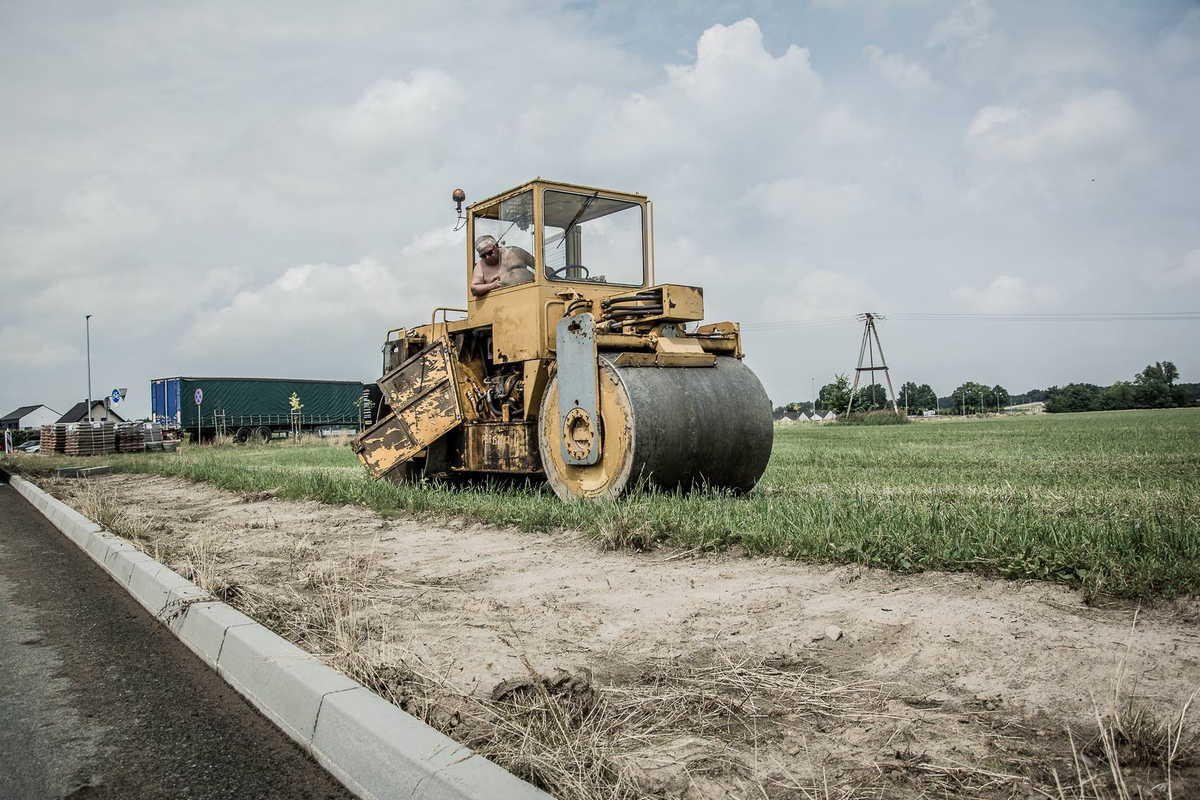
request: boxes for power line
[890,312,1200,322]
[740,311,1200,330]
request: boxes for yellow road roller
[353,178,773,500]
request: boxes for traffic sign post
[194,389,204,444]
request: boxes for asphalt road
[0,474,354,800]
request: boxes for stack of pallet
[40,424,67,453]
[64,422,116,457]
[116,423,145,453]
[142,423,165,451]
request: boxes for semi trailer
[150,376,366,442]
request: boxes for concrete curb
[9,474,553,800]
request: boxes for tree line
[773,360,1195,417]
[1039,361,1195,413]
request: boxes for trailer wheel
[255,426,271,443]
[234,427,251,444]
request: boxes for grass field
[8,408,1199,598]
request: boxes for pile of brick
[142,423,166,451]
[64,422,115,456]
[40,424,67,453]
[116,423,145,453]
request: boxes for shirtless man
[470,235,535,296]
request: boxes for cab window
[473,190,535,261]
[541,190,644,286]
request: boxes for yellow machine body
[353,179,772,500]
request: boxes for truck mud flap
[352,340,463,479]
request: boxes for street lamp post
[85,314,93,423]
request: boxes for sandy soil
[44,473,1200,798]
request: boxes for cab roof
[467,178,647,210]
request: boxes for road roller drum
[538,356,773,500]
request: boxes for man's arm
[471,265,502,297]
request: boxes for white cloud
[965,90,1147,165]
[954,275,1059,313]
[1014,36,1115,79]
[1160,8,1200,68]
[1,4,1197,415]
[0,180,159,279]
[817,106,881,146]
[1144,249,1200,290]
[572,18,828,177]
[865,45,936,91]
[664,19,822,119]
[748,176,870,228]
[928,0,994,48]
[0,326,78,369]
[762,270,875,323]
[177,256,458,377]
[328,70,467,152]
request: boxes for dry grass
[73,478,153,549]
[153,551,1200,800]
[278,432,357,448]
[47,473,1200,799]
[1064,611,1200,799]
[457,653,887,799]
[163,536,890,798]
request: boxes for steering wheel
[548,264,589,278]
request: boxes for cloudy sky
[3,0,1198,419]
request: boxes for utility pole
[846,312,899,415]
[85,314,93,422]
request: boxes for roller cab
[353,178,772,500]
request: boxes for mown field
[8,408,1199,598]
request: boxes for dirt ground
[43,473,1200,799]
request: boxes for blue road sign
[194,388,204,405]
[111,389,121,404]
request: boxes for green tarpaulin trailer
[151,377,365,441]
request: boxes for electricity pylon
[846,312,899,415]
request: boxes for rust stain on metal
[463,421,540,473]
[353,340,464,477]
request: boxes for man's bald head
[475,235,498,256]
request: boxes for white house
[1,404,61,430]
[56,399,126,424]
[1003,401,1046,414]
[823,411,838,421]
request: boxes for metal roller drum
[539,356,774,500]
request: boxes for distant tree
[898,381,938,414]
[818,375,851,413]
[1045,383,1103,413]
[1100,381,1136,410]
[850,383,890,412]
[992,385,1010,412]
[949,381,992,414]
[785,401,815,414]
[1133,361,1187,408]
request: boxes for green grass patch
[8,408,1199,598]
[835,410,909,425]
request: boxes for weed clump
[837,410,909,425]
